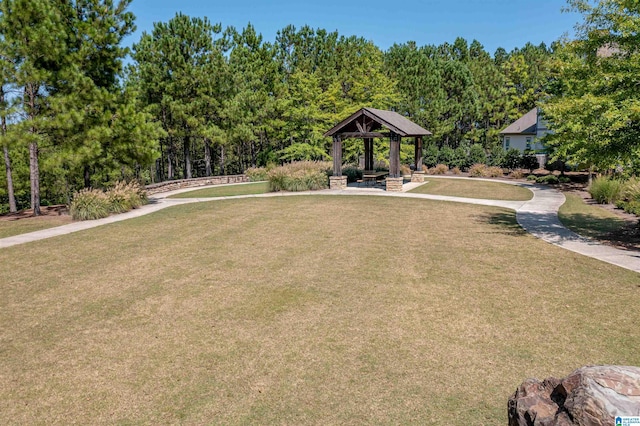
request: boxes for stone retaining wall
[145,175,250,195]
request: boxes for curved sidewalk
[1,180,639,273]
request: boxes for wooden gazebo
[324,108,432,191]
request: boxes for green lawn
[1,196,638,424]
[0,215,72,239]
[409,177,533,201]
[168,182,269,198]
[559,193,630,239]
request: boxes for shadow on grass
[475,212,527,237]
[559,212,627,239]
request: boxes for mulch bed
[0,205,69,221]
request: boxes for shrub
[468,144,487,166]
[423,145,439,168]
[267,161,330,192]
[451,146,468,169]
[504,148,522,170]
[510,169,525,179]
[400,164,411,176]
[588,176,623,204]
[536,175,559,184]
[488,146,507,167]
[432,164,448,175]
[245,166,269,181]
[614,177,640,215]
[469,163,487,177]
[342,165,363,183]
[437,146,455,166]
[521,150,539,172]
[105,181,147,213]
[558,176,571,184]
[486,166,504,178]
[70,189,110,221]
[451,166,462,175]
[527,174,537,181]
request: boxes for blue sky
[123,0,582,55]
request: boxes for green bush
[504,148,522,170]
[423,145,439,168]
[451,146,468,169]
[267,161,330,192]
[536,175,559,184]
[341,166,362,183]
[558,176,571,184]
[527,175,537,181]
[488,146,507,167]
[521,150,539,171]
[588,176,623,204]
[437,146,455,166]
[70,189,110,221]
[468,144,487,166]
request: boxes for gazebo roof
[324,107,432,138]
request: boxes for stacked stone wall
[145,175,250,195]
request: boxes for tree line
[1,0,637,215]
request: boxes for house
[500,107,551,167]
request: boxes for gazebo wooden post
[389,133,401,177]
[364,138,374,171]
[330,135,347,190]
[386,132,404,191]
[411,136,426,183]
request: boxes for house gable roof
[324,107,432,138]
[500,108,538,135]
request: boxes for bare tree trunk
[3,144,16,213]
[167,136,174,180]
[220,144,225,175]
[1,85,16,213]
[25,83,40,216]
[183,135,192,179]
[29,141,40,216]
[83,165,91,188]
[204,138,212,176]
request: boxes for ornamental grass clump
[267,161,330,192]
[588,176,623,204]
[429,164,448,175]
[71,181,148,221]
[469,163,487,177]
[245,166,269,182]
[615,177,640,215]
[486,166,504,178]
[70,189,110,221]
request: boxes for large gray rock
[508,365,640,425]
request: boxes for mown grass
[1,196,638,425]
[168,182,270,198]
[0,215,72,239]
[559,193,630,239]
[409,177,532,201]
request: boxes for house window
[505,137,510,150]
[526,137,532,150]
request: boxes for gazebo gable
[324,107,432,138]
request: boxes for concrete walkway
[2,178,639,274]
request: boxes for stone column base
[329,176,348,190]
[411,171,426,183]
[385,177,404,192]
